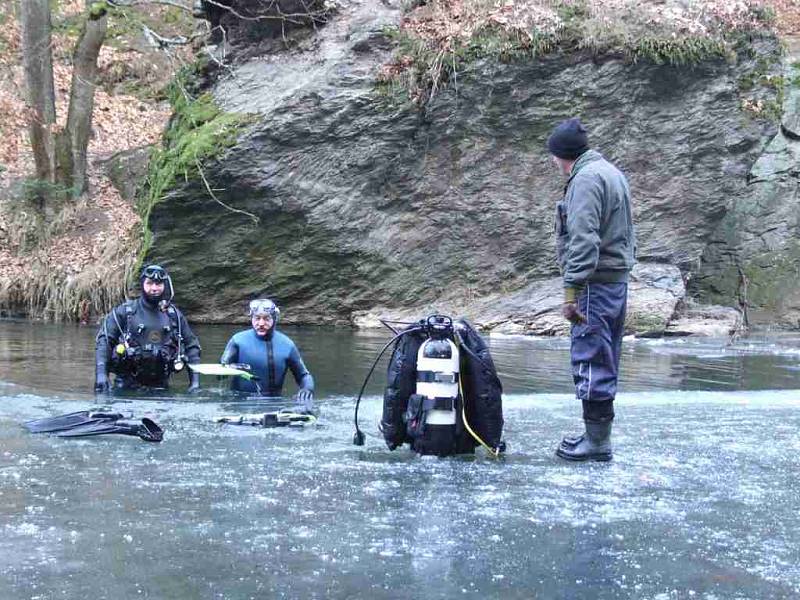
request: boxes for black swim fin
[23,411,125,434]
[55,417,164,442]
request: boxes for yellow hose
[458,371,501,458]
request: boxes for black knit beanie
[547,117,589,160]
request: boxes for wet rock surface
[146,1,794,334]
[692,39,800,329]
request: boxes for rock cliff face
[692,40,800,329]
[146,0,793,333]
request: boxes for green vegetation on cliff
[137,66,256,272]
[700,242,800,325]
[379,0,781,104]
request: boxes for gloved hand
[562,286,586,325]
[187,370,201,393]
[561,301,586,325]
[295,388,314,412]
[94,369,110,393]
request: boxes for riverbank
[0,1,192,320]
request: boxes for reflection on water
[1,320,799,397]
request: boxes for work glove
[562,286,586,325]
[561,302,586,325]
[94,368,110,394]
[187,370,201,393]
[294,388,314,412]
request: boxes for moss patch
[790,61,800,87]
[738,244,800,312]
[699,242,800,318]
[136,66,257,275]
[737,48,785,122]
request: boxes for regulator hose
[352,326,423,446]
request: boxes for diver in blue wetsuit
[220,299,315,406]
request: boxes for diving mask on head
[141,265,168,282]
[248,299,280,323]
[139,264,174,308]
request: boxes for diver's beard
[142,293,162,307]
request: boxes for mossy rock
[136,66,259,278]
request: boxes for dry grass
[381,0,791,102]
[401,0,785,52]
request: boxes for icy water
[1,320,799,599]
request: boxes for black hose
[352,327,423,446]
[453,329,504,392]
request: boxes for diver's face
[143,278,165,298]
[252,314,274,337]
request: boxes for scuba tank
[404,316,461,456]
[352,314,505,457]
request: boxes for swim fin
[55,417,164,442]
[23,410,126,434]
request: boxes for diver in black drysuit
[94,265,201,392]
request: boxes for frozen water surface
[1,322,799,599]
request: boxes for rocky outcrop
[145,0,787,334]
[353,262,685,337]
[692,38,800,329]
[100,146,152,204]
[664,303,742,337]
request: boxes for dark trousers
[570,282,627,414]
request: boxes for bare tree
[18,0,327,208]
[19,0,109,204]
[59,2,109,197]
[19,0,57,200]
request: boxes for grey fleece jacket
[555,149,635,292]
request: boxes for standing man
[95,265,202,392]
[548,118,635,461]
[220,299,315,406]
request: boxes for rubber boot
[560,432,582,448]
[556,420,613,462]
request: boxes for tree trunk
[64,2,109,197]
[19,0,57,198]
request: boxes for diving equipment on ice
[214,410,317,428]
[352,315,504,457]
[24,411,164,442]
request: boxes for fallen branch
[201,0,329,26]
[142,24,208,48]
[108,0,194,12]
[195,158,259,224]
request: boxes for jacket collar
[567,149,603,184]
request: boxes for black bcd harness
[380,317,504,457]
[106,300,184,383]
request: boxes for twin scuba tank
[381,315,505,457]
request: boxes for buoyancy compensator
[351,314,504,457]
